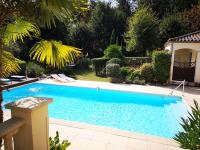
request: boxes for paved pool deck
[4,79,200,150]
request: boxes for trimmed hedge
[107,58,123,66]
[76,57,91,69]
[92,58,109,76]
[125,57,152,67]
[152,51,171,83]
[104,44,124,59]
[92,57,151,77]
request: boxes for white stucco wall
[165,42,200,83]
[195,52,200,83]
[174,49,197,62]
[165,42,200,52]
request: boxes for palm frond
[38,0,89,28]
[3,19,40,45]
[1,51,24,77]
[29,40,81,68]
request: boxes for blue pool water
[3,83,188,138]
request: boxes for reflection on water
[29,87,42,93]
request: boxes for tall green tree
[114,0,132,46]
[125,6,159,56]
[117,0,132,17]
[159,14,187,44]
[88,2,115,51]
[110,29,117,44]
[0,0,88,124]
[137,0,199,18]
[181,4,200,33]
[88,1,132,56]
[68,22,93,56]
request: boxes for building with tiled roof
[165,31,200,84]
[168,31,200,43]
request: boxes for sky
[100,0,117,6]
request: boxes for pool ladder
[97,86,100,91]
[169,80,185,96]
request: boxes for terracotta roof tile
[168,31,200,42]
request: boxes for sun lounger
[10,75,26,81]
[51,74,69,83]
[0,78,12,85]
[58,74,75,82]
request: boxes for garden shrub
[174,100,200,150]
[104,44,123,59]
[107,58,123,66]
[106,64,121,83]
[62,67,74,76]
[92,58,109,76]
[132,77,145,85]
[140,63,154,83]
[130,69,141,80]
[26,62,44,77]
[49,131,71,150]
[128,69,146,85]
[152,51,171,84]
[53,66,74,76]
[76,57,91,69]
[125,57,152,67]
[125,75,133,84]
[120,67,133,82]
[106,64,120,77]
[17,61,27,76]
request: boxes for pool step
[177,102,189,119]
[164,101,187,137]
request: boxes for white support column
[194,52,200,83]
[170,43,174,83]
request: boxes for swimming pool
[3,83,188,138]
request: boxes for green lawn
[74,69,110,82]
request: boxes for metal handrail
[169,80,185,96]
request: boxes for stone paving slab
[49,121,183,150]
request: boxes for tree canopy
[4,0,200,60]
[159,14,187,44]
[137,0,199,18]
[125,6,159,55]
[0,0,88,77]
[0,0,88,126]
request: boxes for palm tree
[0,0,88,124]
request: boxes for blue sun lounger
[10,75,26,81]
[0,78,12,85]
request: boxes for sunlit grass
[74,68,110,82]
